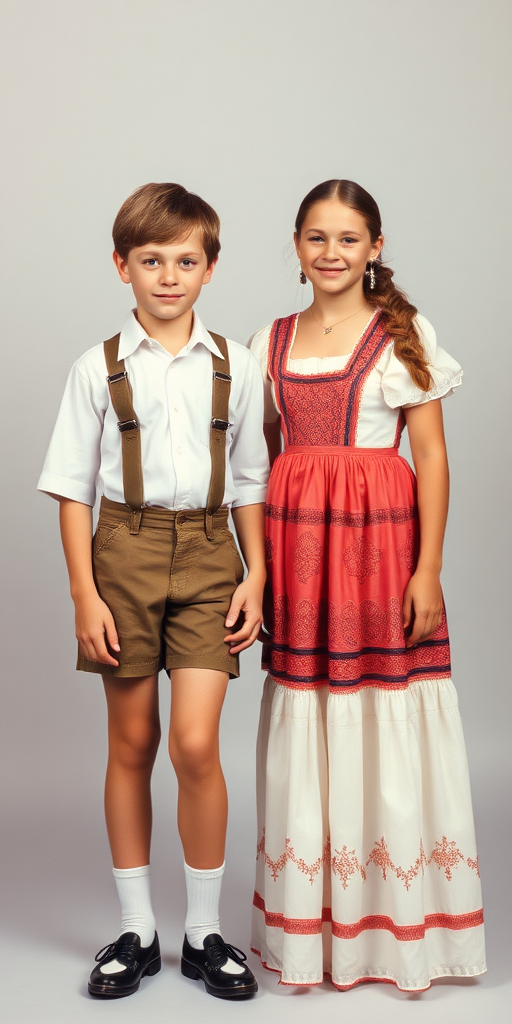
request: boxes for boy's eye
[143,258,159,266]
[180,259,197,268]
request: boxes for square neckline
[284,309,382,381]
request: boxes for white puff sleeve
[381,314,463,410]
[248,325,281,422]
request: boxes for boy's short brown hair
[113,183,221,265]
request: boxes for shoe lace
[94,938,137,968]
[208,940,247,972]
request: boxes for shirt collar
[118,310,225,361]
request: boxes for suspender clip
[213,371,232,383]
[118,419,139,432]
[107,371,128,384]
[211,418,230,431]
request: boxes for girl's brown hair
[295,180,432,390]
[113,182,220,266]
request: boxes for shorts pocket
[94,520,127,554]
[220,529,245,582]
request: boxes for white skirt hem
[252,943,487,991]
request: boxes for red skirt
[263,445,450,691]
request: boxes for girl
[249,179,485,992]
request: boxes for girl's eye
[341,237,357,244]
[307,235,324,243]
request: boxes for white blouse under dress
[250,313,463,446]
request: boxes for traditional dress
[249,310,485,991]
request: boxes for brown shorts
[77,497,244,678]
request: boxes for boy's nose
[160,266,179,284]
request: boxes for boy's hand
[224,575,264,654]
[402,568,444,648]
[74,590,121,666]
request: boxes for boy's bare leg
[168,668,229,868]
[102,672,161,867]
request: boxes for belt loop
[129,509,142,535]
[205,510,214,540]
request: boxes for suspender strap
[205,332,231,540]
[103,334,144,534]
[103,330,230,540]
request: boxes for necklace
[310,303,369,335]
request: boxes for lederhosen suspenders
[103,332,231,539]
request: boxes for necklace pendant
[323,327,332,335]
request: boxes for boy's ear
[202,256,218,285]
[113,250,131,284]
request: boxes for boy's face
[113,229,215,322]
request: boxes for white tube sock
[184,861,224,949]
[112,865,156,948]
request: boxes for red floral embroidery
[367,837,429,890]
[331,846,366,889]
[366,837,394,881]
[257,832,480,891]
[257,829,330,884]
[429,836,465,880]
[343,537,383,584]
[293,531,322,584]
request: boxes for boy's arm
[264,419,282,467]
[222,348,269,654]
[224,503,266,654]
[59,498,120,667]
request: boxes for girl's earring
[299,267,307,285]
[367,261,375,290]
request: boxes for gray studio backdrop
[1,2,511,1022]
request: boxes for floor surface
[2,649,510,1024]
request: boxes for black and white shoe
[88,931,161,998]
[181,933,258,999]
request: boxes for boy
[38,183,268,999]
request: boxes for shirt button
[174,407,179,413]
[177,446,183,455]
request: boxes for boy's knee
[168,732,217,783]
[111,722,161,771]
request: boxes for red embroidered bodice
[267,311,392,447]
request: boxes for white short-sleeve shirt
[38,311,269,509]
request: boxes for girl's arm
[59,498,120,666]
[264,418,282,467]
[402,399,449,647]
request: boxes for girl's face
[295,200,383,296]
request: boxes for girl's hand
[224,574,264,654]
[74,590,120,666]
[402,569,444,648]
